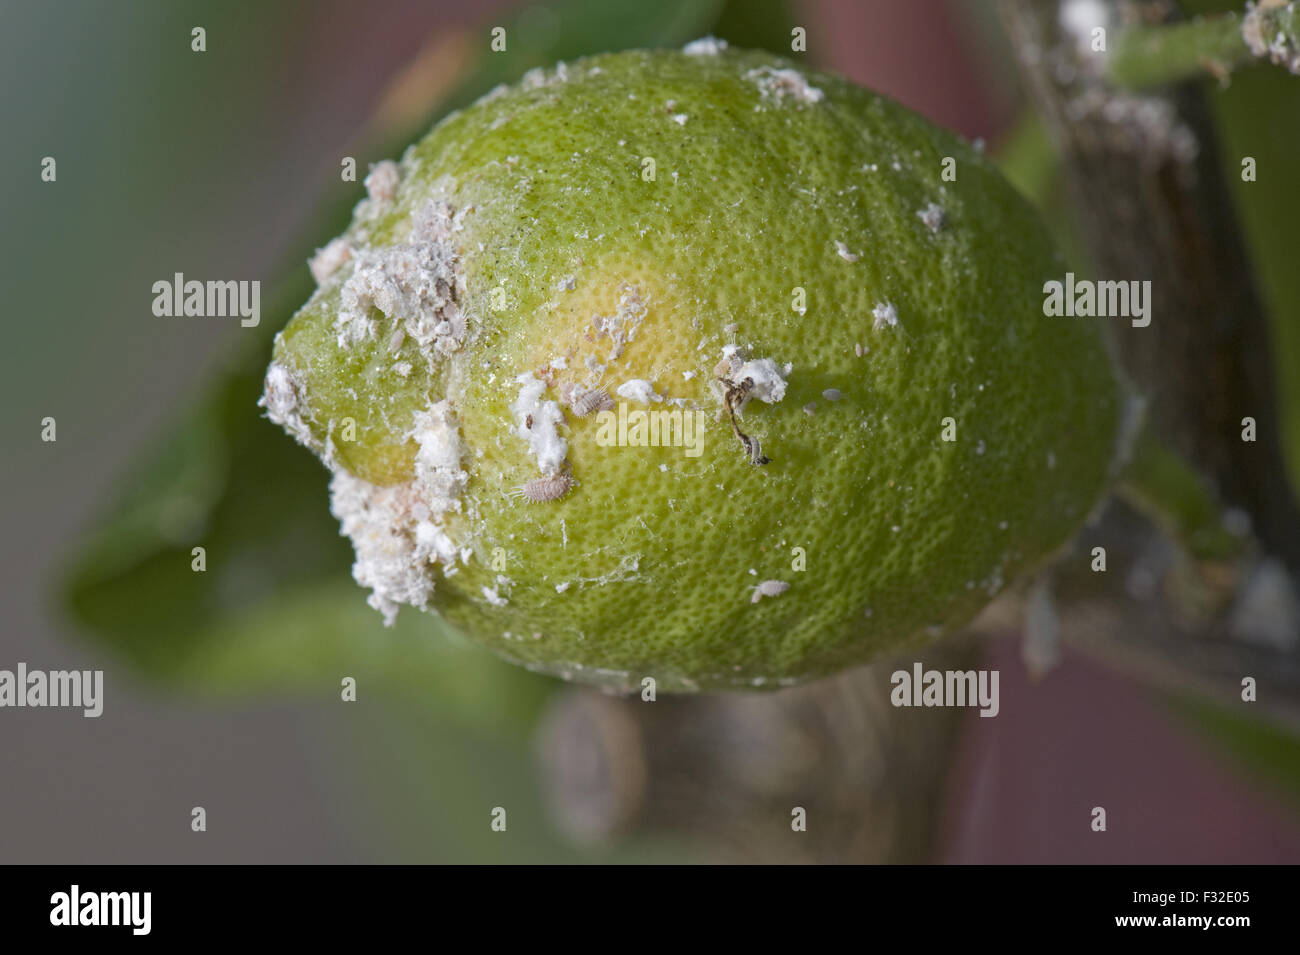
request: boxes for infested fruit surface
[264,46,1122,690]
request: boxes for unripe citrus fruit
[263,45,1122,691]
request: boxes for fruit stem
[1108,2,1300,89]
[1114,427,1248,562]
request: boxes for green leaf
[441,0,726,96]
[336,697,698,862]
[711,0,797,56]
[1116,431,1246,562]
[161,579,553,733]
[994,112,1057,206]
[1182,0,1300,503]
[1160,690,1300,809]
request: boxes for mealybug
[510,472,574,503]
[568,386,615,417]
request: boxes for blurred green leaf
[163,579,553,734]
[712,0,796,56]
[339,697,698,863]
[1162,691,1300,808]
[994,112,1056,205]
[1182,0,1300,502]
[437,0,726,98]
[993,111,1094,277]
[61,0,729,711]
[64,273,350,672]
[1116,431,1246,561]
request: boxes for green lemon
[263,45,1122,691]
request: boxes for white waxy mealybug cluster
[365,160,401,202]
[745,65,825,105]
[1242,1,1300,74]
[260,362,315,450]
[616,379,664,404]
[309,238,353,284]
[511,372,568,475]
[520,61,571,90]
[916,203,947,234]
[324,398,470,627]
[752,580,790,603]
[336,197,467,362]
[872,301,899,331]
[589,284,648,361]
[683,36,728,56]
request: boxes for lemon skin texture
[267,47,1121,691]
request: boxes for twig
[1108,2,1300,88]
[1000,0,1300,574]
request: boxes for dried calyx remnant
[713,345,790,466]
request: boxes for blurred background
[3,0,1299,863]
